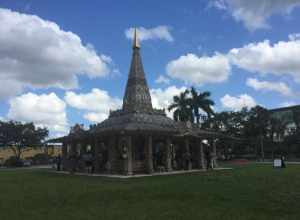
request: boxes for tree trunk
[10,146,21,160]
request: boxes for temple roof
[122,29,153,113]
[95,112,178,134]
[94,29,178,133]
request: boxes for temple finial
[133,28,140,49]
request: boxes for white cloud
[7,93,68,133]
[65,88,122,123]
[166,53,230,85]
[210,0,227,10]
[125,26,174,42]
[150,86,187,118]
[65,86,186,122]
[279,101,297,108]
[83,112,108,123]
[155,75,170,85]
[289,33,300,41]
[0,8,111,99]
[246,78,293,96]
[221,94,256,111]
[229,38,300,82]
[211,0,300,31]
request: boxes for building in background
[0,144,62,166]
[269,105,300,140]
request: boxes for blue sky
[0,0,300,136]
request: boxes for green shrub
[32,153,49,165]
[4,156,22,167]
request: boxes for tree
[168,89,193,122]
[190,87,215,124]
[0,121,48,161]
[244,106,270,161]
[205,111,230,132]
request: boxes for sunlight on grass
[0,165,300,220]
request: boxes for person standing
[281,155,286,168]
[205,148,211,170]
[56,154,61,171]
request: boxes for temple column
[196,139,203,169]
[212,139,218,168]
[70,141,76,155]
[107,137,114,173]
[166,137,172,172]
[200,140,205,169]
[185,138,192,170]
[93,137,100,173]
[145,135,154,174]
[124,136,133,175]
[69,141,77,174]
[61,141,68,171]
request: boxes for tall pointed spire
[122,28,153,112]
[133,28,140,49]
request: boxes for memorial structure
[61,30,223,175]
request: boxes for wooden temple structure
[61,30,224,175]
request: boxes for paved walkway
[53,168,233,179]
[0,165,52,171]
[256,161,300,165]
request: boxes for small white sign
[274,159,282,168]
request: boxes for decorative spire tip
[133,28,140,49]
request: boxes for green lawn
[0,165,300,220]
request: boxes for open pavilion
[60,30,228,175]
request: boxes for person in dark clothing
[183,151,191,170]
[83,153,93,174]
[69,153,78,175]
[56,154,61,171]
[281,156,286,168]
[205,149,211,170]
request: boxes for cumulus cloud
[246,78,293,96]
[166,53,230,85]
[168,35,300,86]
[150,86,187,118]
[210,0,227,10]
[279,101,297,108]
[0,8,111,99]
[65,86,186,122]
[83,112,109,123]
[7,93,68,133]
[289,33,300,41]
[65,88,122,123]
[211,0,300,31]
[125,26,174,42]
[221,94,256,111]
[155,75,170,85]
[229,38,300,82]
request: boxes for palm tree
[190,87,215,124]
[168,89,193,122]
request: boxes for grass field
[0,165,300,220]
